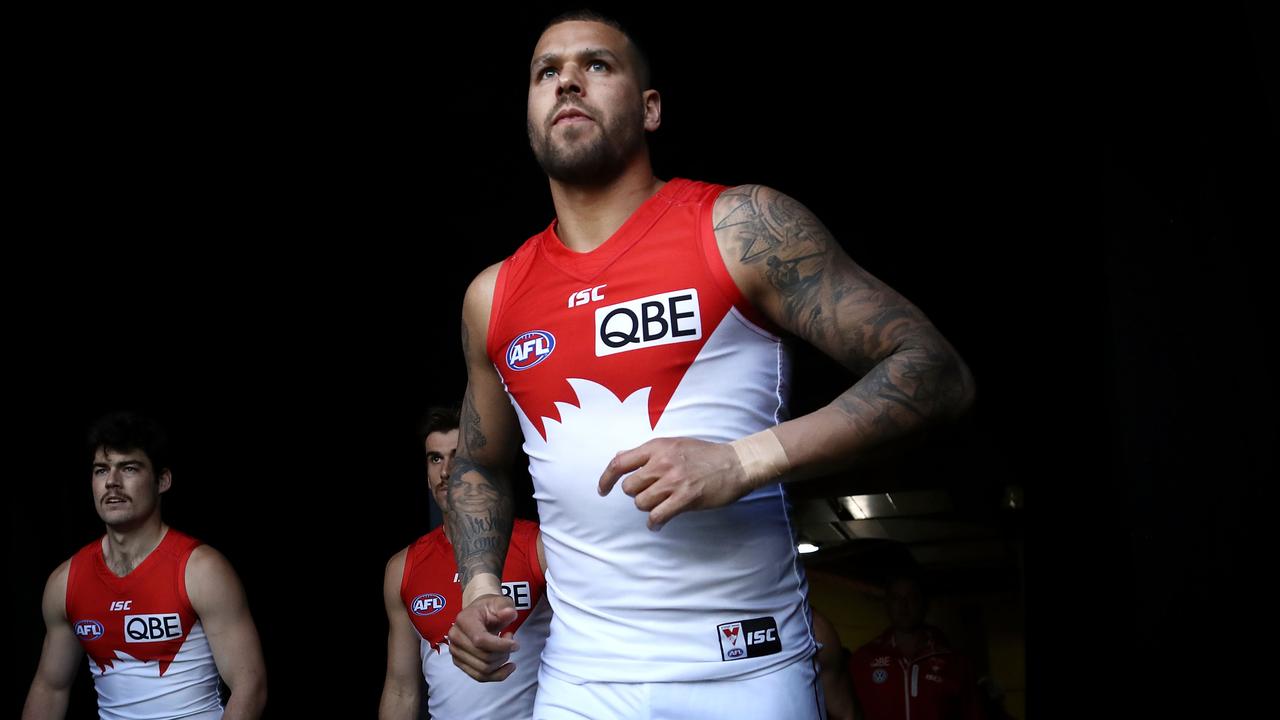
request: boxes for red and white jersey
[400,520,549,719]
[65,528,223,720]
[487,177,815,683]
[849,627,986,720]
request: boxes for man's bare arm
[448,263,523,604]
[186,546,267,720]
[22,561,82,720]
[716,183,975,475]
[445,262,527,682]
[378,550,421,720]
[599,184,974,527]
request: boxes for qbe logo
[74,619,104,640]
[411,593,447,617]
[716,616,782,661]
[506,330,556,371]
[594,289,701,357]
[500,581,532,610]
[124,613,183,643]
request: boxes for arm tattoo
[462,385,487,452]
[448,439,513,591]
[460,322,487,451]
[716,185,973,443]
[448,316,512,592]
[716,186,835,341]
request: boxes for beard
[528,99,645,186]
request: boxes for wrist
[728,428,791,490]
[461,573,502,606]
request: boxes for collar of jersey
[94,526,174,590]
[538,178,688,282]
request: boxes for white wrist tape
[729,428,791,487]
[461,572,502,606]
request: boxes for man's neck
[102,519,167,577]
[547,160,664,253]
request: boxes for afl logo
[411,593,447,616]
[872,668,889,684]
[506,330,555,371]
[74,620,104,640]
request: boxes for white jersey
[487,178,816,683]
[64,529,223,720]
[400,522,550,718]
[422,600,551,718]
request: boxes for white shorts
[533,657,825,720]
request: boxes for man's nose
[557,64,584,96]
[440,455,454,480]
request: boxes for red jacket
[849,626,985,720]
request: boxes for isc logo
[716,616,782,661]
[500,581,532,610]
[594,289,701,357]
[567,284,607,308]
[74,620,104,640]
[125,613,183,643]
[506,330,556,371]
[411,593,447,616]
[110,600,132,611]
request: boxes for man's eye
[588,61,607,71]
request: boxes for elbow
[251,678,268,709]
[950,353,977,418]
[232,678,268,715]
[908,330,975,421]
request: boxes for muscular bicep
[185,547,266,695]
[715,185,973,431]
[33,561,82,689]
[714,184,936,373]
[459,262,522,468]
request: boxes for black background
[8,3,1275,717]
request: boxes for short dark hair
[417,404,461,442]
[87,411,172,474]
[543,9,651,90]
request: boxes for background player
[23,411,266,720]
[380,405,550,719]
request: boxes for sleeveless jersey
[486,177,815,683]
[65,528,223,720]
[400,519,549,718]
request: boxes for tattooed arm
[599,184,974,528]
[445,262,526,682]
[715,184,974,475]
